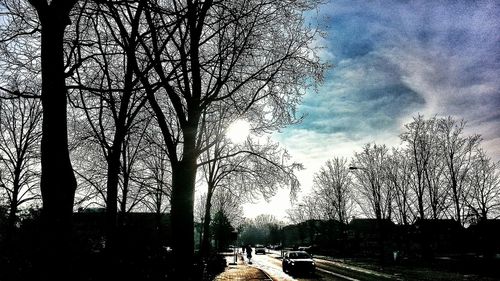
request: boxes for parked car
[282,251,315,275]
[255,244,266,254]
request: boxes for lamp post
[349,166,366,171]
[280,225,284,257]
[229,230,238,265]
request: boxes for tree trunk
[105,145,121,252]
[6,165,21,242]
[120,154,129,214]
[105,49,135,248]
[117,157,130,239]
[451,179,461,225]
[201,187,214,257]
[6,184,18,243]
[37,4,77,279]
[170,158,197,279]
[417,178,425,220]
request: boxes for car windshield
[289,252,311,259]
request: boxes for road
[246,250,372,281]
[236,249,496,281]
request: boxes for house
[347,218,395,257]
[412,219,464,256]
[467,219,500,258]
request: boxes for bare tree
[437,117,481,225]
[239,214,283,246]
[0,98,42,240]
[194,186,243,254]
[465,149,500,222]
[211,188,244,228]
[212,137,302,202]
[139,128,172,214]
[253,214,280,229]
[286,194,323,224]
[423,143,447,220]
[70,117,108,209]
[385,148,415,225]
[126,0,325,273]
[115,121,151,213]
[65,0,150,249]
[197,121,302,256]
[0,0,41,98]
[351,143,392,220]
[0,0,78,277]
[400,115,439,220]
[312,157,353,224]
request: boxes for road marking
[317,267,360,281]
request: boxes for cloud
[258,1,500,219]
[274,129,401,194]
[295,0,500,158]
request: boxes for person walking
[245,244,253,264]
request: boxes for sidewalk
[214,253,273,280]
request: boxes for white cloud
[242,0,500,220]
[273,128,401,192]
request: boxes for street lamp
[229,230,238,265]
[349,166,370,175]
[349,166,366,171]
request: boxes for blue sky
[243,0,500,220]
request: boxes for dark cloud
[286,0,500,159]
[264,1,499,217]
[296,84,424,138]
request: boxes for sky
[242,0,500,221]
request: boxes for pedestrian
[246,244,253,264]
[242,245,245,253]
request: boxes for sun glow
[226,119,251,144]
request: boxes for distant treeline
[281,218,500,261]
[288,115,500,228]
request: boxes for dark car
[282,251,315,275]
[255,244,266,254]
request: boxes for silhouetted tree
[239,215,281,246]
[211,188,245,228]
[437,117,481,225]
[351,143,393,261]
[312,157,353,224]
[0,98,41,241]
[385,149,415,225]
[286,195,322,224]
[198,124,301,256]
[126,0,325,276]
[66,0,149,250]
[465,149,500,222]
[400,115,439,220]
[139,128,172,214]
[351,143,392,220]
[0,0,79,278]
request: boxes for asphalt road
[247,250,365,281]
[238,249,499,281]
